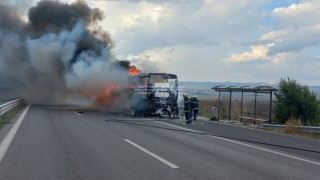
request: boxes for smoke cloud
[0,0,134,105]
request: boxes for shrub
[210,117,218,121]
[274,78,320,126]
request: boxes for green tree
[274,78,320,126]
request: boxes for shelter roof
[211,85,277,93]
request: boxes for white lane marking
[74,111,82,115]
[155,121,199,133]
[0,105,30,163]
[124,139,179,169]
[155,121,320,166]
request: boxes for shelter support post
[241,91,243,122]
[254,92,257,125]
[218,91,221,120]
[269,91,273,124]
[229,91,232,121]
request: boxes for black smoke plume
[0,0,133,105]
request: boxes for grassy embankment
[261,118,320,140]
[0,104,25,129]
[198,97,320,139]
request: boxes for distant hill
[179,81,320,99]
[179,81,275,88]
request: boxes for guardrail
[0,98,23,116]
[260,124,320,134]
[237,116,269,125]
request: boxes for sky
[8,0,320,85]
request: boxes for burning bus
[96,61,179,118]
[130,73,179,118]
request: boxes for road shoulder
[0,106,28,144]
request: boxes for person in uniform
[183,94,192,124]
[191,95,199,120]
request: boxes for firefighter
[191,95,199,121]
[183,94,192,124]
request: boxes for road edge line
[124,139,179,169]
[0,105,30,163]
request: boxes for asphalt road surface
[0,105,319,179]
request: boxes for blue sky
[263,0,301,10]
[262,0,301,25]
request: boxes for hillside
[179,81,320,99]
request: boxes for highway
[0,105,319,179]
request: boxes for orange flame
[129,66,142,76]
[97,84,118,103]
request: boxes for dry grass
[198,97,272,120]
[300,133,320,140]
[198,98,219,118]
[261,117,320,140]
[0,104,24,129]
[283,117,303,135]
